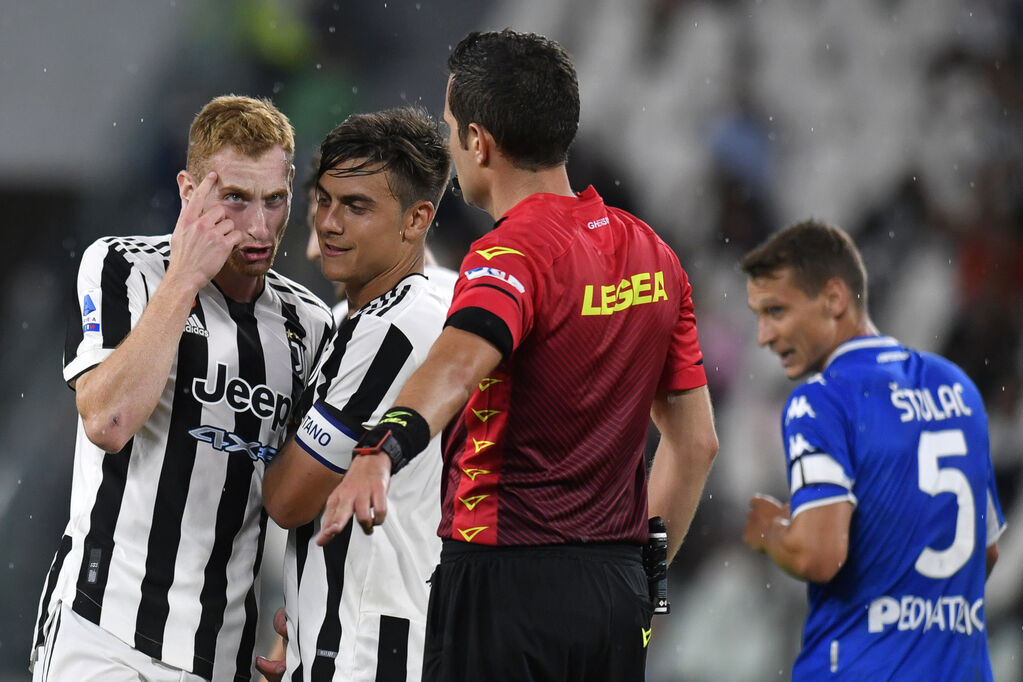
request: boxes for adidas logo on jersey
[185,314,209,338]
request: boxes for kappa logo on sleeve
[787,433,817,460]
[82,290,101,333]
[785,396,816,425]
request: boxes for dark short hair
[317,106,451,211]
[741,219,869,309]
[447,29,579,170]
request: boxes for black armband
[353,406,431,475]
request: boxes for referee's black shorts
[422,540,654,682]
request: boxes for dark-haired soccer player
[261,106,451,682]
[31,95,334,681]
[317,29,719,681]
[741,219,1005,680]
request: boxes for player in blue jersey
[741,220,1005,680]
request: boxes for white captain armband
[789,453,853,494]
[294,402,360,473]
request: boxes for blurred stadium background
[1,1,1020,679]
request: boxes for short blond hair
[186,95,295,177]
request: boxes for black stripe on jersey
[72,438,132,624]
[134,300,209,660]
[266,270,332,310]
[337,324,414,429]
[315,321,356,406]
[291,522,315,682]
[375,615,410,681]
[193,298,264,678]
[100,244,133,349]
[310,519,353,681]
[280,299,314,428]
[232,510,268,682]
[34,534,72,648]
[41,601,63,679]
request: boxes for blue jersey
[782,336,1005,681]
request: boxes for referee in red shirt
[318,29,719,681]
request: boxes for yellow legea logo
[478,377,502,391]
[461,467,491,480]
[581,271,668,316]
[472,438,495,453]
[472,408,500,422]
[475,246,525,261]
[458,526,488,542]
[642,627,652,648]
[458,494,489,510]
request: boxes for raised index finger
[181,171,219,221]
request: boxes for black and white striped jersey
[285,273,448,682]
[33,234,334,681]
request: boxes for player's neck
[487,164,574,219]
[345,253,424,311]
[836,311,880,347]
[213,271,264,304]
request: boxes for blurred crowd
[1,1,1020,680]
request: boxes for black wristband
[353,407,431,475]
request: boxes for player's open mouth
[241,246,273,262]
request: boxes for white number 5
[915,429,975,578]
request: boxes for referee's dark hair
[317,107,451,212]
[447,29,580,171]
[741,219,869,311]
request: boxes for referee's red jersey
[440,186,707,546]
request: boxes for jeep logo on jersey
[192,362,292,431]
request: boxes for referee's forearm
[392,327,503,439]
[648,386,719,562]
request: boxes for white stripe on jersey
[285,274,447,682]
[36,234,333,680]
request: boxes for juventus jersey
[33,235,334,681]
[782,336,1005,680]
[285,274,448,682]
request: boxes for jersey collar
[824,335,900,369]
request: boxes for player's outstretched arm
[743,494,852,583]
[647,386,719,563]
[317,327,502,544]
[264,437,344,529]
[77,172,241,452]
